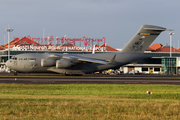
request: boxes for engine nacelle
[56,59,73,68]
[41,58,56,67]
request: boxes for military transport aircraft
[6,25,166,75]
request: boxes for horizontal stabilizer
[144,27,166,31]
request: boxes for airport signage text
[26,35,105,46]
[12,45,107,51]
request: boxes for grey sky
[1,0,180,48]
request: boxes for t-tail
[121,25,166,54]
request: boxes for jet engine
[56,59,74,68]
[41,58,56,67]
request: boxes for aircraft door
[31,63,38,69]
[28,58,39,69]
[23,63,38,71]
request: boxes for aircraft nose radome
[5,60,10,67]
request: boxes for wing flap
[51,53,109,64]
[77,57,108,64]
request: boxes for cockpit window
[12,56,17,60]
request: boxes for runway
[0,73,180,84]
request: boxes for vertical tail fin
[121,25,166,54]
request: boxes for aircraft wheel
[75,74,83,76]
[65,73,69,76]
[14,71,18,76]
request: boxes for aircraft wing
[50,53,109,64]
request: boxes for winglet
[108,54,116,64]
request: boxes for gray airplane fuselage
[6,52,149,74]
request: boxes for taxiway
[0,73,180,84]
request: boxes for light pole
[168,32,174,57]
[6,28,13,60]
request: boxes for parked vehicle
[129,70,141,75]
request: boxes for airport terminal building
[1,37,180,75]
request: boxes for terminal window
[142,68,148,71]
[154,68,160,72]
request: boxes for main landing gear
[14,71,18,76]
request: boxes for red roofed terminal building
[0,37,180,74]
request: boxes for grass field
[0,84,179,120]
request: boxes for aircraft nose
[5,60,11,68]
